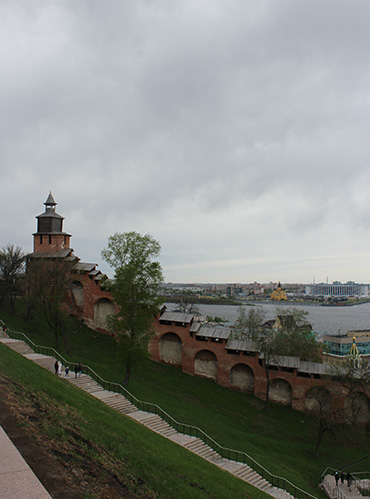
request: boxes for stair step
[234,467,254,479]
[140,417,163,426]
[185,440,205,451]
[147,423,169,430]
[109,402,136,412]
[161,429,178,436]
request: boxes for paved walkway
[0,334,297,498]
[0,425,51,499]
[321,473,363,498]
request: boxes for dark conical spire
[44,192,57,214]
[44,191,57,207]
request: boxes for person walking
[340,472,345,485]
[334,471,339,487]
[346,472,352,491]
[74,364,78,378]
[54,360,59,375]
[78,363,82,377]
[65,366,69,377]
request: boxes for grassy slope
[0,341,269,499]
[2,306,370,497]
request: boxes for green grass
[2,304,370,497]
[0,341,269,499]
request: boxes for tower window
[49,235,52,244]
[40,235,43,245]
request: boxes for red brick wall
[33,234,71,253]
[149,317,370,416]
[66,273,116,332]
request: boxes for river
[165,302,370,336]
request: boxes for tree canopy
[102,231,163,385]
[274,308,321,361]
[24,257,73,351]
[233,306,322,410]
[0,244,25,311]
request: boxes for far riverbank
[162,295,370,308]
[164,301,370,335]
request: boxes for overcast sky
[2,0,370,284]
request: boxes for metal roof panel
[159,311,194,323]
[196,326,230,339]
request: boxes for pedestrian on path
[78,363,82,377]
[65,366,69,377]
[346,472,352,490]
[54,360,59,375]
[340,472,345,485]
[74,364,78,378]
[58,362,62,376]
[334,471,339,486]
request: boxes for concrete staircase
[1,338,35,355]
[135,414,179,437]
[0,331,296,499]
[321,473,363,498]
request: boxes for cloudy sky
[2,0,370,284]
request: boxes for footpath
[0,424,51,499]
[321,474,363,498]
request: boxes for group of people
[54,360,82,378]
[334,470,353,490]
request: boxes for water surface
[166,302,370,336]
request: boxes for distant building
[271,282,287,301]
[322,330,370,357]
[305,282,368,297]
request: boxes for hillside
[0,340,269,498]
[1,305,370,498]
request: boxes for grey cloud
[2,0,370,282]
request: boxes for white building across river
[305,282,368,297]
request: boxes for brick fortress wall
[149,312,370,420]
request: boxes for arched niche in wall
[94,298,115,330]
[194,350,217,381]
[159,333,182,367]
[70,280,84,309]
[270,378,292,406]
[305,386,331,414]
[345,391,370,424]
[230,363,254,393]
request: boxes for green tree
[233,307,278,411]
[0,244,25,311]
[329,357,370,425]
[22,258,44,321]
[234,306,265,338]
[305,386,340,457]
[275,308,321,361]
[102,231,163,386]
[177,293,200,315]
[234,307,322,411]
[26,258,73,351]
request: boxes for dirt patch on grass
[0,373,152,498]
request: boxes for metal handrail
[321,467,370,481]
[2,324,317,499]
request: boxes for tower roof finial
[44,192,57,206]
